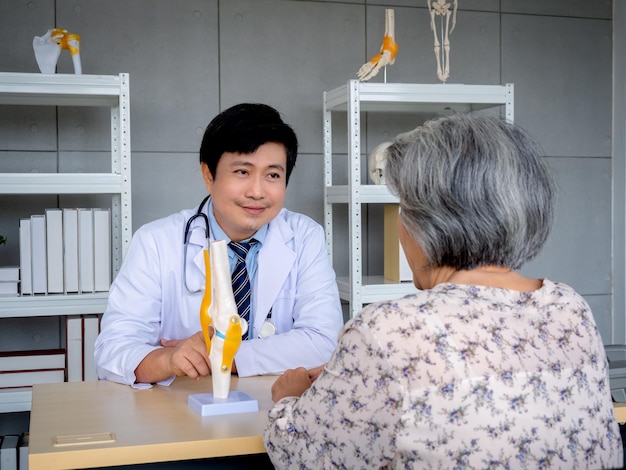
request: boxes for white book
[0,434,19,470]
[0,349,65,372]
[0,266,19,282]
[19,219,32,295]
[45,208,64,294]
[0,282,18,296]
[63,208,79,293]
[93,209,111,292]
[82,315,100,381]
[66,316,83,382]
[30,215,47,295]
[78,208,94,293]
[0,369,64,389]
[18,433,28,470]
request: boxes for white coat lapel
[255,216,295,331]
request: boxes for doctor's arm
[95,224,209,385]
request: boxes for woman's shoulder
[350,291,439,330]
[538,278,590,305]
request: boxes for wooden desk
[614,402,626,424]
[28,375,277,470]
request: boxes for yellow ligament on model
[50,29,81,56]
[199,249,212,355]
[220,316,243,373]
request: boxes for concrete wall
[0,0,617,351]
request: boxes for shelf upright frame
[0,72,132,412]
[110,73,132,274]
[322,90,334,266]
[347,79,363,315]
[323,80,514,319]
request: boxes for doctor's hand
[271,367,312,402]
[159,331,210,379]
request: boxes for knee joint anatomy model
[357,9,398,82]
[33,29,82,74]
[199,240,247,399]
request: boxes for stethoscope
[183,195,276,339]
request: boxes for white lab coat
[94,205,343,386]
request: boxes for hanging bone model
[357,9,398,82]
[428,0,457,83]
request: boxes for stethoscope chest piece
[258,320,276,339]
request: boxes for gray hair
[384,114,555,270]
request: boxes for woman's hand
[307,364,325,382]
[271,367,312,402]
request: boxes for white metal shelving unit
[323,80,514,318]
[0,72,132,412]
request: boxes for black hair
[199,103,298,184]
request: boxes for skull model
[367,141,392,185]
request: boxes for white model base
[188,391,259,416]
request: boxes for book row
[0,432,28,470]
[0,315,100,389]
[9,208,111,296]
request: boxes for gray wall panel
[54,0,220,153]
[132,151,207,230]
[284,153,325,224]
[501,0,612,19]
[219,0,364,155]
[521,157,611,296]
[501,14,612,157]
[613,0,626,343]
[0,106,57,151]
[0,317,62,352]
[0,0,55,72]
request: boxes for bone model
[357,9,398,82]
[199,240,248,399]
[33,29,82,74]
[428,0,457,83]
[367,141,392,185]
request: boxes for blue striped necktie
[229,240,255,340]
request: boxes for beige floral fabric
[265,280,623,469]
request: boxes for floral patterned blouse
[264,280,623,469]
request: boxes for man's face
[202,142,288,242]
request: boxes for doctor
[94,103,344,387]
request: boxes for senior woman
[263,114,623,469]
